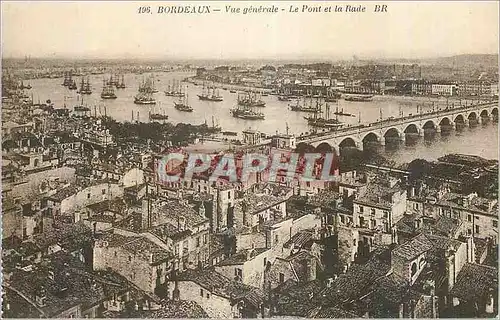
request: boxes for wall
[167,280,234,318]
[93,241,167,293]
[58,183,123,215]
[236,232,267,251]
[122,168,144,188]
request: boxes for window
[475,225,480,234]
[87,193,91,199]
[359,206,364,213]
[493,220,498,228]
[340,215,345,224]
[467,215,472,222]
[467,229,472,235]
[279,273,285,283]
[370,208,376,216]
[475,216,479,220]
[128,256,132,262]
[359,217,365,227]
[353,239,356,246]
[206,293,210,299]
[102,189,106,195]
[306,181,311,187]
[200,289,204,297]
[383,211,389,218]
[235,268,242,281]
[411,262,417,277]
[275,234,279,245]
[196,237,200,247]
[227,191,231,199]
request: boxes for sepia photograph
[1,1,499,318]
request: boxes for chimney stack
[178,216,186,231]
[141,198,152,231]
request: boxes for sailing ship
[237,92,266,107]
[304,103,344,128]
[198,83,223,102]
[174,93,193,112]
[345,94,374,102]
[134,76,156,105]
[325,90,342,102]
[149,105,169,121]
[68,80,78,90]
[101,80,117,99]
[77,77,92,94]
[165,80,185,97]
[205,116,222,133]
[73,96,91,113]
[290,96,321,113]
[333,104,355,117]
[116,74,126,89]
[230,104,265,120]
[139,75,158,93]
[62,71,73,86]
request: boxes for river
[28,71,498,164]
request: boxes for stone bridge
[296,101,498,155]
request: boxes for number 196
[138,6,151,14]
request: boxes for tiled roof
[321,251,391,304]
[153,199,209,228]
[283,229,314,249]
[450,263,498,302]
[218,248,268,266]
[4,252,128,317]
[99,232,172,265]
[354,182,401,210]
[392,233,434,261]
[176,268,263,302]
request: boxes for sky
[1,1,499,60]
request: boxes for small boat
[222,131,238,136]
[230,90,237,93]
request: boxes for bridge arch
[492,107,498,118]
[404,123,420,134]
[467,111,478,120]
[315,142,338,156]
[361,131,381,143]
[422,119,437,129]
[339,137,358,150]
[454,114,466,123]
[296,142,316,153]
[383,127,402,138]
[480,109,489,118]
[438,116,452,125]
